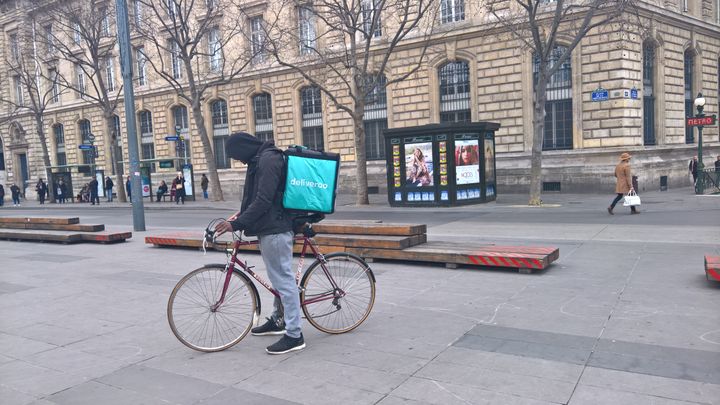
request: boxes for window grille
[139,111,155,171]
[643,44,655,146]
[364,74,387,160]
[301,86,324,150]
[439,61,471,123]
[79,120,94,164]
[54,124,66,166]
[113,115,123,174]
[533,47,573,150]
[299,6,316,55]
[212,100,230,168]
[684,50,694,144]
[253,93,273,141]
[173,106,190,158]
[440,0,464,24]
[251,17,265,63]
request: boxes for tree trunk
[529,76,548,206]
[34,114,54,202]
[190,102,223,201]
[105,115,127,202]
[352,107,369,205]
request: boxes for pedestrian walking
[89,177,100,205]
[36,178,48,204]
[689,156,698,185]
[608,152,639,215]
[125,176,132,202]
[10,183,21,206]
[105,176,114,202]
[213,132,303,355]
[201,174,209,199]
[173,172,186,204]
[0,183,5,206]
[56,179,67,203]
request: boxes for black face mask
[225,132,263,163]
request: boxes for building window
[643,43,655,146]
[44,25,56,55]
[9,33,19,61]
[301,86,324,150]
[250,16,265,63]
[73,22,81,45]
[439,61,471,123]
[211,100,230,169]
[684,49,694,144]
[49,68,59,103]
[54,124,66,166]
[440,0,464,24]
[79,119,94,165]
[682,0,689,12]
[253,93,273,142]
[139,110,156,172]
[170,41,182,80]
[208,27,222,72]
[167,0,179,20]
[13,76,23,106]
[534,46,573,150]
[75,64,86,98]
[101,7,111,36]
[299,6,316,55]
[173,105,190,158]
[113,114,124,174]
[105,57,115,92]
[364,74,388,160]
[133,0,142,28]
[361,0,382,38]
[136,47,147,86]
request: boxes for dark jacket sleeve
[230,152,284,231]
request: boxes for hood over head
[225,131,264,163]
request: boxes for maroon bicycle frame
[211,235,344,311]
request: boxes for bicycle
[167,215,376,352]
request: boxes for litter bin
[660,175,667,191]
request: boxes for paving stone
[568,384,707,405]
[0,332,56,358]
[195,387,301,405]
[25,347,130,380]
[11,322,98,346]
[43,380,168,405]
[375,396,435,405]
[0,385,41,405]
[0,281,33,294]
[0,360,88,397]
[454,334,592,365]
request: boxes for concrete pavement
[0,188,718,404]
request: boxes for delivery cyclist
[213,132,305,354]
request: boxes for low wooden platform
[706,255,720,282]
[0,222,105,232]
[0,216,80,225]
[0,217,131,244]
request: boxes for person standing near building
[200,174,209,199]
[125,176,132,202]
[608,152,639,215]
[0,183,5,206]
[714,156,720,185]
[36,178,47,205]
[88,177,100,205]
[56,179,67,203]
[10,183,21,206]
[689,156,698,185]
[105,176,114,202]
[173,172,186,204]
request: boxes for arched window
[54,124,66,166]
[253,93,273,142]
[211,100,230,168]
[112,115,123,175]
[643,42,656,146]
[364,74,388,160]
[172,105,191,160]
[0,135,6,170]
[78,119,94,165]
[300,86,324,150]
[533,46,573,150]
[138,110,156,172]
[684,49,695,144]
[439,61,471,123]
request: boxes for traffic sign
[88,133,96,140]
[165,136,180,141]
[686,115,717,127]
[630,88,638,100]
[78,144,94,150]
[159,160,174,168]
[591,88,609,102]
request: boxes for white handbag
[623,189,641,206]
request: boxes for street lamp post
[694,93,705,194]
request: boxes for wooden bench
[705,255,720,282]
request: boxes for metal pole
[697,124,704,194]
[115,0,146,231]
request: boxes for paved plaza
[0,188,719,404]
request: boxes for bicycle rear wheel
[168,264,257,352]
[301,252,375,334]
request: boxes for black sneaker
[251,317,286,336]
[266,334,305,355]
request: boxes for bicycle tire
[301,252,376,334]
[167,264,259,352]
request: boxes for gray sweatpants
[259,231,302,338]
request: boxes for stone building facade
[1,0,719,202]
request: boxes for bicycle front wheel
[168,264,258,352]
[301,252,376,334]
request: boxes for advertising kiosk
[384,122,500,207]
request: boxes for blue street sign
[78,144,94,150]
[630,88,638,99]
[591,88,609,102]
[165,136,180,141]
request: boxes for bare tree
[134,0,257,201]
[0,17,62,201]
[265,0,438,205]
[482,0,636,205]
[33,0,128,202]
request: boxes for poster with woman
[484,139,495,183]
[454,140,480,185]
[405,142,434,186]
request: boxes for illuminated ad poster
[392,145,401,188]
[484,138,495,183]
[454,140,480,185]
[404,142,434,187]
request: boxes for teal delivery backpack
[282,146,340,214]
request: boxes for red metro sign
[686,116,716,127]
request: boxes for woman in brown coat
[608,152,639,214]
